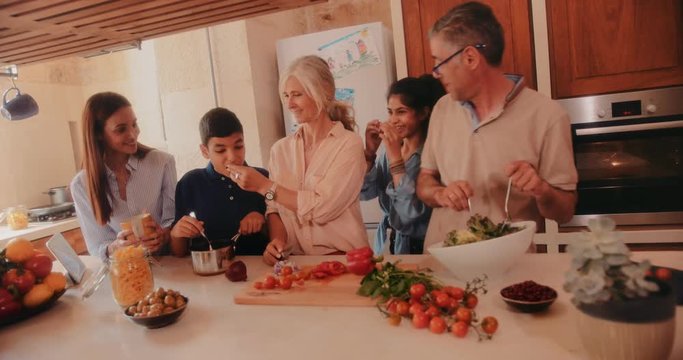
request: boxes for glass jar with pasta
[109,245,154,308]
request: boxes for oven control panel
[558,86,683,124]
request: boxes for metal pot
[190,244,235,276]
[44,186,70,205]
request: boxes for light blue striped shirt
[71,150,177,260]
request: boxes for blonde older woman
[227,55,368,264]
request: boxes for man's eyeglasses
[432,44,486,75]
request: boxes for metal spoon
[189,211,212,250]
[467,197,473,216]
[503,178,513,226]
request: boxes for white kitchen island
[1,252,681,360]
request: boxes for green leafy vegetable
[357,261,442,301]
[444,214,522,247]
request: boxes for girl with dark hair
[361,75,445,254]
[70,92,176,260]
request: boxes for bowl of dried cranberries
[500,280,557,313]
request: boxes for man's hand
[505,161,550,198]
[239,211,265,235]
[434,180,473,211]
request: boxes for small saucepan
[190,238,235,276]
[44,186,70,205]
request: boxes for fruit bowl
[0,289,67,327]
[124,296,189,329]
[500,280,557,313]
[427,221,536,280]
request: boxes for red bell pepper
[346,246,376,276]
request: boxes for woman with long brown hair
[70,92,176,260]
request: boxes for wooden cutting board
[234,263,418,307]
[233,271,374,307]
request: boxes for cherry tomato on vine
[465,294,478,308]
[481,316,499,335]
[429,316,447,334]
[411,311,430,329]
[409,283,426,298]
[451,321,469,338]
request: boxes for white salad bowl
[427,221,536,281]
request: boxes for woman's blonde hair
[81,92,151,225]
[279,55,356,131]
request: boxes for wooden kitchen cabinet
[33,227,88,260]
[401,0,536,89]
[547,0,683,98]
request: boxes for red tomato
[481,316,499,335]
[444,286,465,300]
[23,253,53,279]
[2,269,35,294]
[263,276,277,289]
[253,281,263,290]
[411,311,430,329]
[455,307,472,324]
[0,300,21,318]
[385,298,399,314]
[425,305,440,318]
[429,316,447,334]
[408,303,424,315]
[409,283,426,298]
[465,294,478,309]
[280,277,293,290]
[451,321,469,338]
[396,301,410,316]
[655,268,672,281]
[435,293,451,308]
[281,266,293,276]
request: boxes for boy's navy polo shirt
[174,162,269,255]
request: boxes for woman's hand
[240,211,265,235]
[107,229,138,256]
[225,164,271,194]
[379,121,402,163]
[139,222,165,254]
[263,237,287,266]
[170,215,204,240]
[365,119,382,156]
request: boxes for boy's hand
[170,215,204,240]
[239,211,265,235]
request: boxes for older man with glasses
[416,1,578,251]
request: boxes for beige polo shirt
[421,82,578,250]
[267,121,369,255]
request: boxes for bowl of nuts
[124,287,188,329]
[500,280,557,313]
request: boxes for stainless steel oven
[558,86,683,227]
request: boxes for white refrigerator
[276,22,396,238]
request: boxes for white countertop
[0,252,681,360]
[0,218,79,248]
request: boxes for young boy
[170,108,268,256]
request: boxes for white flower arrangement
[564,217,660,305]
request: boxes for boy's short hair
[199,107,244,145]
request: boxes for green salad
[444,214,522,247]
